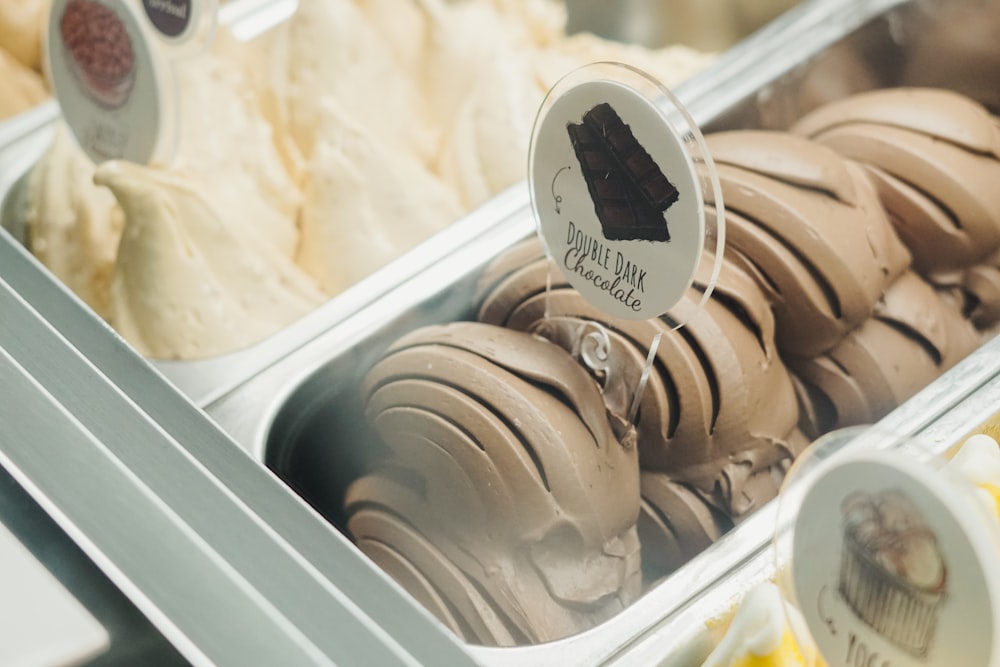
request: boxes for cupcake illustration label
[790,452,1000,666]
[530,66,714,321]
[48,0,170,164]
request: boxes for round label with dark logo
[142,0,190,38]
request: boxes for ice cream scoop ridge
[348,322,641,645]
[435,48,544,209]
[296,99,462,293]
[171,53,302,258]
[703,130,910,358]
[960,251,1000,334]
[475,237,803,580]
[790,271,980,437]
[638,472,730,584]
[934,249,1000,337]
[24,125,124,321]
[792,88,1000,278]
[276,0,431,163]
[94,160,325,360]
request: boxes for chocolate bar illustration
[567,103,677,242]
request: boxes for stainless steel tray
[0,0,830,408]
[0,232,478,666]
[203,0,1000,664]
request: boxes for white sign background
[792,453,999,667]
[531,79,704,320]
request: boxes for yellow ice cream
[297,99,462,292]
[947,433,1000,517]
[702,582,824,667]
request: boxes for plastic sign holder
[526,61,726,437]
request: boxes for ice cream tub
[207,336,1000,667]
[0,0,814,407]
[200,0,1000,662]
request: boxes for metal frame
[0,237,476,666]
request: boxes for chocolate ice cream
[793,88,1000,279]
[347,322,641,646]
[703,130,910,357]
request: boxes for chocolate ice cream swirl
[348,322,641,646]
[476,237,801,519]
[791,271,980,437]
[961,250,1000,334]
[637,434,812,583]
[933,249,1000,336]
[637,472,730,585]
[703,130,910,358]
[793,88,1000,279]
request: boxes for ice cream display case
[203,0,1000,663]
[5,0,1000,665]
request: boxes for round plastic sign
[776,429,1000,667]
[528,62,724,323]
[47,0,176,164]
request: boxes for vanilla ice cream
[94,160,325,359]
[24,124,123,320]
[21,0,714,360]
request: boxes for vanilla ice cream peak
[21,0,717,362]
[25,124,124,320]
[296,99,462,293]
[93,160,325,360]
